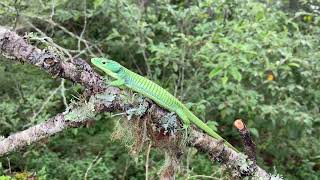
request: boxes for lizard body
[91,58,237,151]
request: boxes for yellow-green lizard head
[91,58,123,79]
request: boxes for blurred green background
[0,0,320,179]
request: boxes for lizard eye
[102,62,106,64]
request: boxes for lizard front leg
[109,79,126,88]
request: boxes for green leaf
[218,103,225,110]
[229,67,242,82]
[288,63,300,68]
[222,76,228,85]
[209,67,223,78]
[106,29,121,41]
[94,0,104,9]
[172,62,178,72]
[249,128,259,138]
[0,175,12,180]
[206,121,218,132]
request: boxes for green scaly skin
[91,58,238,152]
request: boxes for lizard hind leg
[176,109,191,143]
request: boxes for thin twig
[38,0,45,9]
[84,152,102,180]
[12,0,20,30]
[78,0,87,51]
[7,157,11,173]
[0,2,100,56]
[187,175,220,180]
[50,0,55,20]
[30,84,62,122]
[60,79,68,109]
[28,20,99,59]
[26,21,73,60]
[121,159,130,180]
[145,141,152,180]
[138,0,150,76]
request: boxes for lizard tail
[185,109,238,152]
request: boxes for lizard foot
[181,124,190,143]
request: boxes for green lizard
[91,58,237,151]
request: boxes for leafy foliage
[1,0,320,179]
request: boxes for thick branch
[0,26,104,92]
[0,28,274,179]
[190,130,271,179]
[0,114,86,156]
[234,119,257,164]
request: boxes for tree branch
[0,27,276,179]
[0,26,104,92]
[0,114,86,156]
[190,130,272,179]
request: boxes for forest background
[0,0,319,179]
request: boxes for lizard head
[91,58,123,79]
